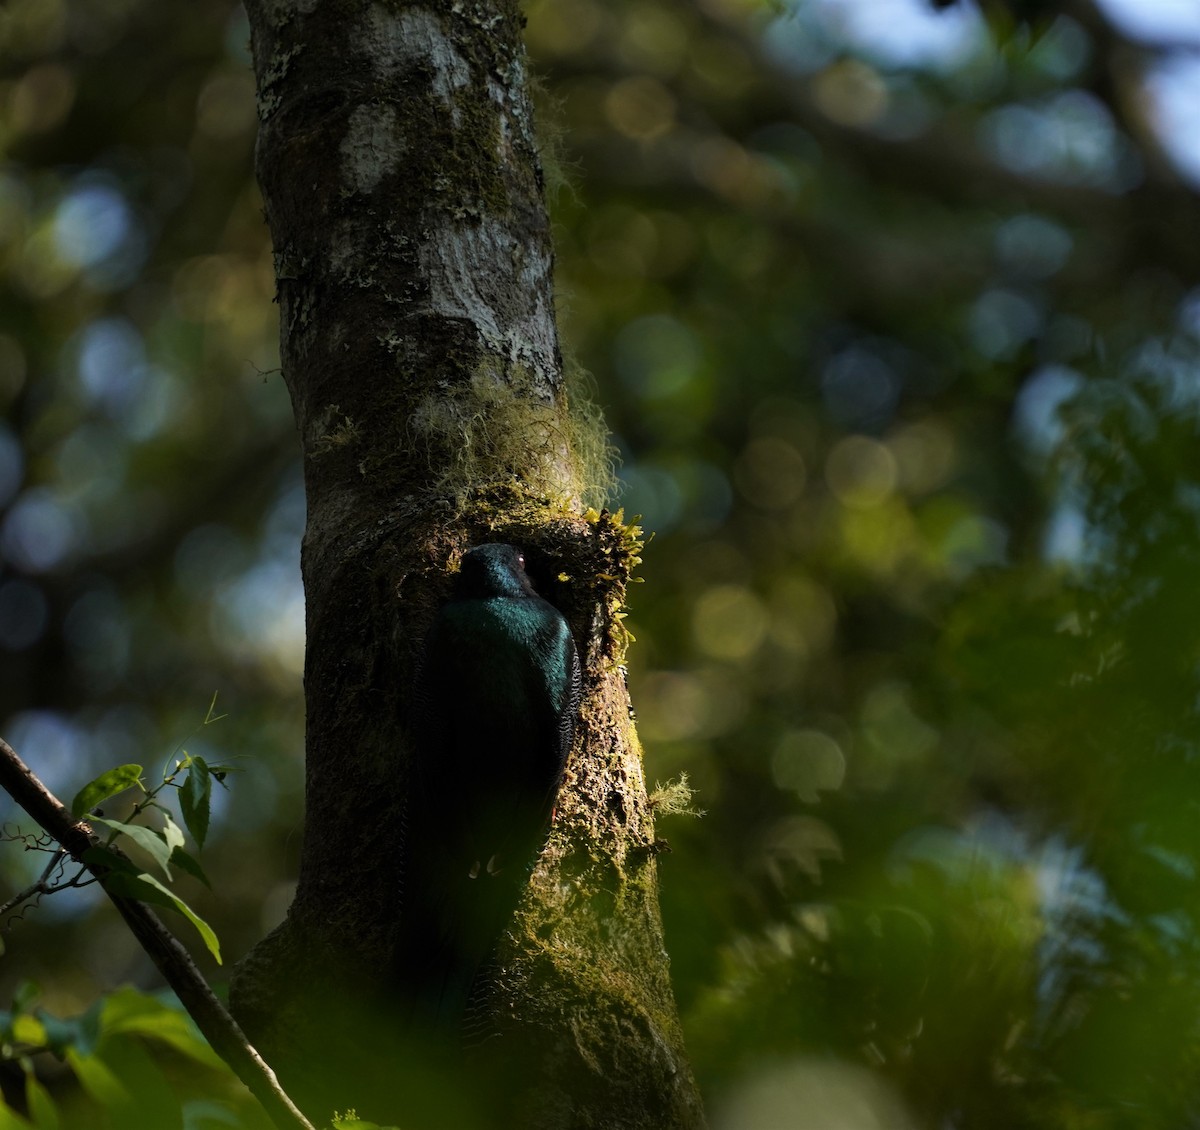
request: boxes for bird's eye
[517,553,526,569]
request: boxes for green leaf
[179,758,212,849]
[100,988,223,1068]
[70,765,143,819]
[68,1033,182,1128]
[10,1015,46,1048]
[0,1099,35,1129]
[161,812,186,854]
[32,997,103,1061]
[101,872,221,964]
[24,1074,58,1130]
[101,869,174,910]
[64,1043,131,1113]
[13,981,40,1014]
[93,818,172,880]
[81,845,139,876]
[77,1000,105,1059]
[169,846,211,889]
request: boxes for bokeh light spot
[54,424,125,505]
[691,138,758,204]
[75,317,146,417]
[264,474,307,556]
[807,0,983,71]
[676,459,734,533]
[761,815,842,887]
[995,213,1074,279]
[859,681,938,789]
[1028,16,1090,81]
[1097,0,1200,46]
[17,225,74,297]
[618,7,688,77]
[772,729,846,802]
[637,670,710,743]
[826,435,897,508]
[584,205,659,277]
[734,436,807,509]
[941,513,1008,575]
[211,559,305,676]
[693,584,769,660]
[887,420,955,495]
[637,667,747,742]
[969,288,1042,360]
[613,314,702,400]
[196,71,257,141]
[768,575,837,657]
[9,64,75,134]
[1014,365,1084,457]
[838,497,916,575]
[1144,56,1200,188]
[53,183,131,269]
[763,13,837,75]
[604,76,676,141]
[5,711,91,802]
[1,489,80,572]
[917,497,1009,576]
[980,92,1138,189]
[524,0,603,55]
[822,346,899,428]
[813,59,888,127]
[1044,501,1087,564]
[617,464,684,533]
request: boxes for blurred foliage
[0,982,270,1128]
[0,0,1199,1126]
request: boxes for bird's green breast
[438,596,571,711]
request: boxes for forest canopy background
[1,0,1200,1127]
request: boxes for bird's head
[456,543,536,599]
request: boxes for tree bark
[229,3,705,1128]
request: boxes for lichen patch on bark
[423,225,558,376]
[358,5,471,121]
[340,103,404,194]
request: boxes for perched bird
[399,543,581,1038]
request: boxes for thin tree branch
[0,848,68,920]
[0,736,316,1130]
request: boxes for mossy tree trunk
[229,2,705,1128]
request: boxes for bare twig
[0,848,68,920]
[0,736,316,1130]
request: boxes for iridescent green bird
[399,543,581,1037]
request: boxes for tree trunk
[228,3,705,1128]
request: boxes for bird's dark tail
[461,954,504,1047]
[396,938,502,1048]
